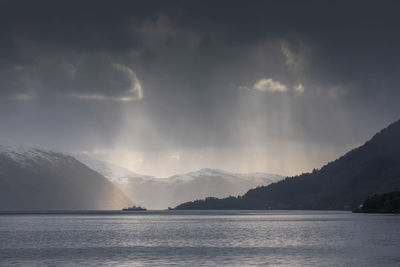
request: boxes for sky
[1,0,400,177]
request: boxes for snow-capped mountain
[0,146,132,210]
[0,145,75,168]
[74,153,155,184]
[77,155,283,210]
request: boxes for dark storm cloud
[1,0,399,98]
[1,0,400,175]
[0,54,142,100]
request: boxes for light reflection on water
[0,211,400,266]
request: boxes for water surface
[1,210,399,266]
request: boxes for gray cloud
[1,0,400,176]
[69,55,143,101]
[0,54,142,101]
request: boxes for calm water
[0,210,399,266]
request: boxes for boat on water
[122,205,147,211]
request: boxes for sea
[0,210,399,266]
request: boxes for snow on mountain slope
[78,155,284,210]
[75,153,155,184]
[0,145,75,169]
[0,146,132,210]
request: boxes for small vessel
[122,205,147,211]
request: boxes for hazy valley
[76,154,284,209]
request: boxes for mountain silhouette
[175,119,400,210]
[0,146,132,211]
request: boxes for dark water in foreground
[0,210,399,266]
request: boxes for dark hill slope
[0,146,132,211]
[175,119,400,210]
[354,191,400,213]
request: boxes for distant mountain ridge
[0,146,132,211]
[76,155,283,210]
[74,153,155,184]
[175,119,400,210]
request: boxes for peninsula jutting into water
[353,191,400,213]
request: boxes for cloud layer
[1,0,400,176]
[1,53,142,101]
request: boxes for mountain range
[0,146,132,211]
[76,154,283,210]
[0,145,282,211]
[175,119,400,210]
[4,118,399,211]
